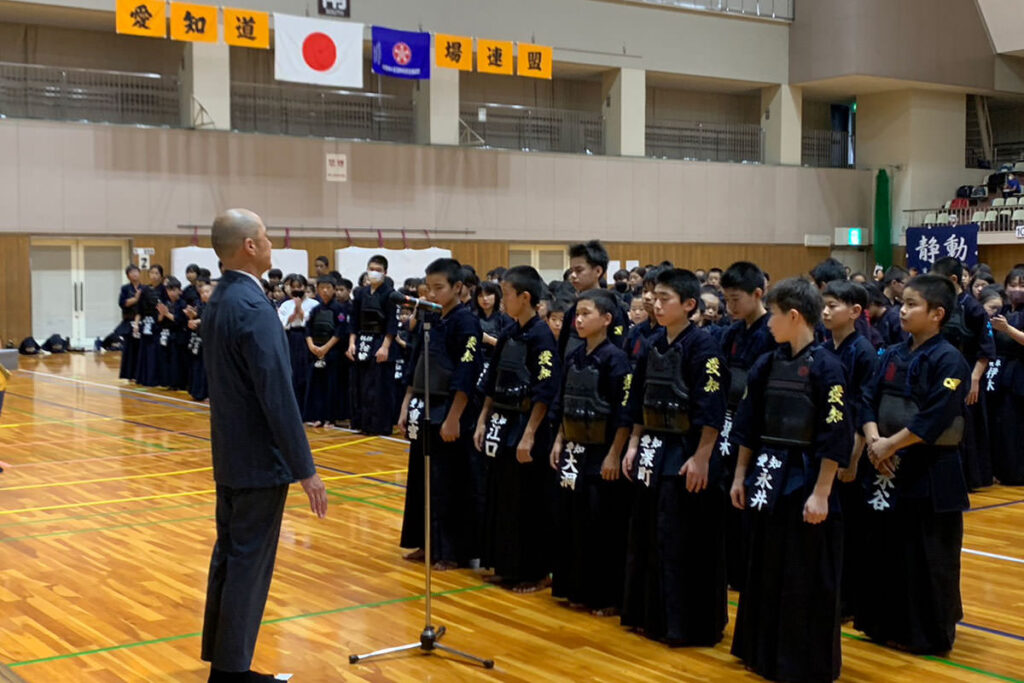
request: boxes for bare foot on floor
[511,577,552,594]
[433,560,458,571]
[403,548,425,562]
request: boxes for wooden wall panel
[0,234,31,346]
[978,245,1024,280]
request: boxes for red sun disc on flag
[303,32,337,72]
[392,42,412,66]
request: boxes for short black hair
[315,255,329,266]
[316,275,336,287]
[810,258,846,287]
[972,271,996,288]
[198,268,211,279]
[196,277,212,287]
[425,257,463,285]
[568,240,609,274]
[502,265,544,306]
[613,269,629,282]
[285,273,308,289]
[149,264,164,277]
[164,276,182,290]
[267,268,282,280]
[865,283,890,307]
[186,263,200,275]
[579,289,620,317]
[709,267,723,276]
[883,265,909,287]
[125,264,140,276]
[337,278,353,290]
[476,280,502,308]
[368,254,389,271]
[930,256,964,281]
[766,277,824,326]
[642,266,665,290]
[905,273,956,325]
[721,261,766,294]
[654,268,701,309]
[487,267,508,281]
[546,299,570,317]
[823,280,868,310]
[459,266,480,290]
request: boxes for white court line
[16,369,411,445]
[962,548,1024,565]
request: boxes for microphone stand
[349,302,494,670]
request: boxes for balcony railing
[802,129,855,168]
[0,61,179,127]
[460,102,604,155]
[646,119,764,163]
[621,0,793,20]
[903,204,1024,233]
[231,82,415,143]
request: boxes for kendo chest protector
[642,345,691,435]
[491,338,532,413]
[761,353,816,449]
[411,345,454,403]
[562,363,611,445]
[878,352,964,447]
[310,307,336,346]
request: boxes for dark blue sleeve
[732,352,771,451]
[909,347,970,444]
[332,304,348,340]
[304,303,321,340]
[628,342,650,425]
[384,289,398,338]
[850,339,879,431]
[238,303,316,481]
[688,334,727,433]
[449,311,482,395]
[812,354,853,467]
[350,288,363,335]
[527,324,560,406]
[610,306,628,349]
[607,348,634,431]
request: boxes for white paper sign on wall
[326,153,348,182]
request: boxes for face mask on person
[1009,290,1024,306]
[367,271,385,285]
[614,282,628,293]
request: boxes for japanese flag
[273,13,363,88]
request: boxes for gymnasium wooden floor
[0,354,1022,682]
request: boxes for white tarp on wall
[170,247,309,284]
[334,247,452,288]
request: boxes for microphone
[389,290,443,313]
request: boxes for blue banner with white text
[371,26,430,80]
[906,224,979,273]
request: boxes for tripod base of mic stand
[348,625,495,669]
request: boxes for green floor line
[7,584,494,669]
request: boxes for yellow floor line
[0,466,214,492]
[0,410,198,429]
[311,435,378,453]
[0,469,408,516]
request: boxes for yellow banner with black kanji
[115,0,167,39]
[517,43,552,80]
[435,33,473,71]
[170,2,218,43]
[223,7,269,49]
[477,39,514,76]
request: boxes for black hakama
[285,328,310,406]
[134,319,161,387]
[119,334,139,381]
[732,489,843,682]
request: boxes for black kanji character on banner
[445,41,462,64]
[184,11,206,35]
[487,46,503,67]
[130,4,153,30]
[235,15,256,41]
[527,51,543,71]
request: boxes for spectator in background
[1004,173,1021,198]
[314,255,330,277]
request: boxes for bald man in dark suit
[200,209,328,683]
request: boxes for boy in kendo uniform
[398,259,482,569]
[559,241,628,361]
[929,257,996,490]
[547,289,632,614]
[303,276,347,427]
[730,277,852,683]
[347,255,398,435]
[715,261,776,591]
[855,274,970,655]
[473,266,560,593]
[621,268,728,646]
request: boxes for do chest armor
[359,295,386,335]
[562,364,611,444]
[310,307,336,346]
[878,352,963,447]
[491,338,532,412]
[642,345,691,435]
[411,343,453,403]
[941,303,975,354]
[761,353,816,449]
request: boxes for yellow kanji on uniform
[943,377,962,391]
[706,357,721,377]
[614,325,624,337]
[539,367,552,381]
[826,405,844,424]
[828,384,844,405]
[621,373,633,407]
[538,350,553,367]
[704,378,720,393]
[461,336,478,363]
